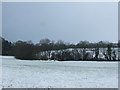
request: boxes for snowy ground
[0,56,2,89]
[1,56,118,88]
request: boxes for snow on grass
[0,56,2,89]
[1,56,118,88]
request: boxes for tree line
[1,37,119,61]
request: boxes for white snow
[0,56,2,90]
[1,56,118,88]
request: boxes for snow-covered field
[1,56,118,88]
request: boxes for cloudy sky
[2,2,118,43]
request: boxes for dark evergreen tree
[107,45,112,60]
[95,48,99,59]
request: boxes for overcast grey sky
[0,2,1,36]
[2,2,118,43]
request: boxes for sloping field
[1,56,118,88]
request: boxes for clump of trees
[1,37,14,56]
[14,41,36,60]
[0,37,119,61]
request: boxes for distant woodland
[1,37,120,61]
